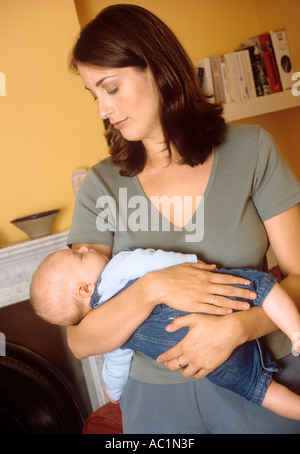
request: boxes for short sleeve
[67,167,114,247]
[252,127,300,222]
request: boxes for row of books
[196,30,295,104]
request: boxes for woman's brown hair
[70,4,226,176]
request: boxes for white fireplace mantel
[0,231,107,410]
[0,231,69,308]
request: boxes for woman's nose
[98,99,113,120]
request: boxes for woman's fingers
[157,314,237,378]
[153,262,257,314]
[209,270,251,286]
[205,294,251,311]
[205,270,257,309]
[195,260,217,270]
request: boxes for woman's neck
[143,138,180,170]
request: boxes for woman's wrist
[230,306,277,346]
[139,271,162,309]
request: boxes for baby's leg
[262,283,300,353]
[262,379,300,420]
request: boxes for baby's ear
[78,282,95,298]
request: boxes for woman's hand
[157,312,245,378]
[150,260,256,316]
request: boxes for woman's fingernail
[250,292,257,299]
[243,303,250,310]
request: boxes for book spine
[246,43,270,96]
[238,49,256,98]
[270,30,294,90]
[258,33,282,93]
[220,54,232,103]
[224,52,241,101]
[210,55,225,103]
[195,58,215,101]
[235,51,249,100]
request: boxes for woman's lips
[112,119,127,130]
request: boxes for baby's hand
[104,386,120,404]
[291,332,300,357]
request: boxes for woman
[67,4,300,433]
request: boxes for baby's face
[69,246,109,283]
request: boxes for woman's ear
[77,282,95,298]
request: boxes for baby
[30,246,300,420]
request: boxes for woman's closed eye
[106,87,119,95]
[90,88,118,101]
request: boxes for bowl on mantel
[10,209,60,240]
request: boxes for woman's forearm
[280,274,300,311]
[231,306,277,346]
[67,273,156,359]
[233,273,300,346]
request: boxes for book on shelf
[195,29,294,105]
[219,54,231,103]
[196,51,256,104]
[237,50,257,99]
[235,39,271,97]
[223,53,241,102]
[237,33,282,94]
[270,30,294,90]
[195,57,215,101]
[223,51,256,102]
[257,33,282,93]
[210,55,225,103]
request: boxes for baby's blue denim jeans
[122,268,280,405]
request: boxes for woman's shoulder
[91,156,119,175]
[222,124,261,149]
[87,157,131,185]
[220,123,277,164]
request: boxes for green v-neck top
[68,124,300,384]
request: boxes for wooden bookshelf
[223,90,300,122]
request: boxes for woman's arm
[265,204,300,310]
[67,245,255,359]
[68,243,159,359]
[158,204,300,377]
[67,272,156,359]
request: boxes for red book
[258,33,282,93]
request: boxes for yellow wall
[74,0,262,59]
[0,0,107,245]
[1,0,299,245]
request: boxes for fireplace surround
[0,232,107,433]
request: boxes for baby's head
[30,246,108,326]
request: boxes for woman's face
[77,64,163,145]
